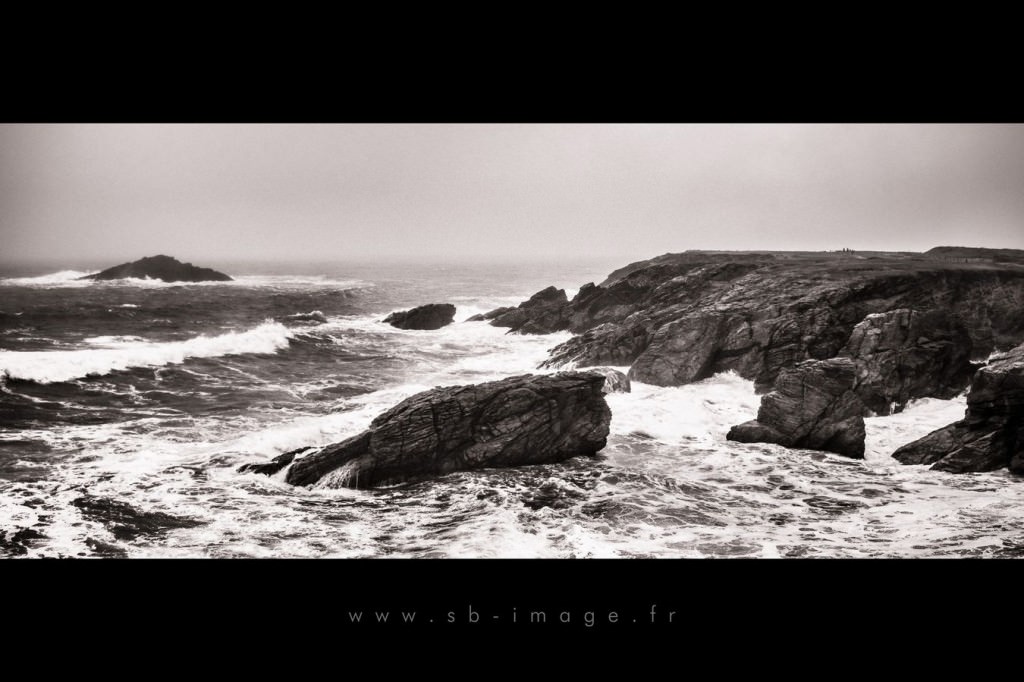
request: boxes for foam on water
[0,321,293,383]
[0,270,370,291]
[0,270,96,286]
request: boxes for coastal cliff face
[892,343,1024,474]
[240,372,612,489]
[726,309,976,457]
[469,250,1024,469]
[479,253,1024,393]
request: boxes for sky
[1,124,1022,264]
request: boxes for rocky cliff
[727,309,977,457]
[892,343,1024,474]
[475,252,1024,393]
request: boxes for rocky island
[80,255,233,282]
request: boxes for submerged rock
[892,343,1024,474]
[285,311,328,324]
[383,303,456,330]
[80,255,232,283]
[70,496,206,541]
[241,372,611,489]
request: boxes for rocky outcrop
[80,255,232,282]
[383,303,456,330]
[843,309,975,413]
[240,372,611,489]
[466,307,515,322]
[727,309,977,458]
[585,367,631,394]
[728,358,867,458]
[526,252,1024,392]
[892,343,1024,474]
[488,286,569,334]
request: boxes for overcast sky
[1,124,1022,264]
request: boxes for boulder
[240,372,611,489]
[583,367,631,393]
[727,358,867,458]
[383,303,456,330]
[80,255,232,282]
[892,343,1024,473]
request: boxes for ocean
[2,259,1023,558]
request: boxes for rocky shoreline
[487,248,1024,476]
[240,247,1024,487]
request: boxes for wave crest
[0,321,293,384]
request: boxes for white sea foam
[864,395,967,463]
[0,270,96,286]
[84,335,147,346]
[0,321,293,383]
[0,270,370,291]
[606,371,762,444]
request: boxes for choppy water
[2,260,1023,558]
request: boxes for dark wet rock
[528,252,1024,391]
[383,303,456,330]
[466,306,515,322]
[237,447,311,476]
[843,309,975,414]
[728,309,977,458]
[0,527,47,556]
[728,358,867,458]
[85,536,129,558]
[541,323,651,369]
[521,479,588,510]
[248,372,611,489]
[583,367,631,393]
[893,343,1024,474]
[802,495,869,514]
[80,255,232,283]
[71,496,206,541]
[488,286,569,334]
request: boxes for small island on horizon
[78,254,233,283]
